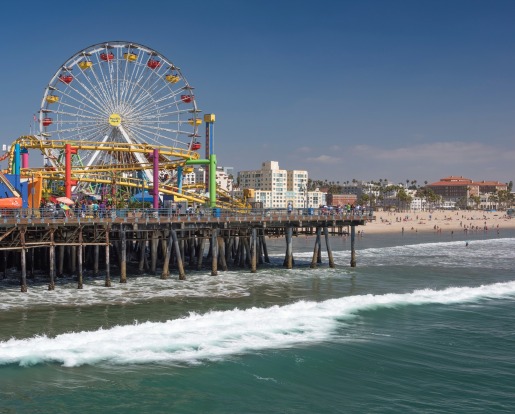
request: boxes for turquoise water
[0,230,514,413]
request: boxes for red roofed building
[475,180,507,194]
[326,193,358,207]
[426,176,507,207]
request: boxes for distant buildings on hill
[227,162,512,210]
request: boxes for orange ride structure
[4,41,248,210]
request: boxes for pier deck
[0,209,373,291]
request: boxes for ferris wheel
[38,41,201,184]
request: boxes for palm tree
[469,195,481,210]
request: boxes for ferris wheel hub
[109,113,122,127]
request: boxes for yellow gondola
[183,167,194,174]
[78,60,93,70]
[165,74,180,83]
[46,95,59,104]
[124,53,137,62]
[188,118,202,126]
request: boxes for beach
[363,209,514,235]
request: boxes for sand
[362,210,514,235]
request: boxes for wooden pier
[0,210,371,292]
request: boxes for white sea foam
[2,280,515,368]
[354,237,515,268]
[0,237,513,311]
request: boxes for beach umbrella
[56,196,74,205]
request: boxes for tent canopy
[130,191,161,203]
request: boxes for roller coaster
[1,41,249,211]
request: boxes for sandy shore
[362,210,514,235]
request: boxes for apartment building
[237,161,325,209]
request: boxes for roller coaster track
[20,168,249,209]
[23,160,187,176]
[10,135,201,167]
[9,136,250,209]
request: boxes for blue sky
[1,0,514,185]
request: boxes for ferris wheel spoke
[123,64,153,106]
[124,124,174,148]
[123,59,151,106]
[127,123,190,147]
[132,85,184,110]
[64,66,112,113]
[82,65,116,111]
[54,82,109,119]
[53,125,109,144]
[51,102,104,121]
[131,94,185,119]
[61,60,115,112]
[136,109,194,125]
[91,52,118,110]
[75,125,112,143]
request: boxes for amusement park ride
[0,41,248,211]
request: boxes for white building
[192,166,234,192]
[238,161,288,208]
[237,161,325,209]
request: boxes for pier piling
[350,224,357,268]
[120,225,127,283]
[49,229,55,290]
[20,229,27,292]
[105,226,111,287]
[324,227,335,268]
[77,229,83,289]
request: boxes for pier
[0,209,371,292]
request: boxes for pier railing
[0,207,374,224]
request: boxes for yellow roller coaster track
[23,160,187,176]
[10,135,201,167]
[10,136,250,209]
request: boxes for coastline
[362,210,514,235]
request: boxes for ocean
[0,229,514,413]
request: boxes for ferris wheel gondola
[38,41,202,187]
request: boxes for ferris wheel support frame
[185,153,217,208]
[152,148,160,209]
[65,143,78,198]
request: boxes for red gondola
[190,141,201,151]
[181,95,192,103]
[100,52,115,61]
[42,117,53,127]
[59,74,73,84]
[147,59,161,69]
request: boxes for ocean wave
[2,280,515,368]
